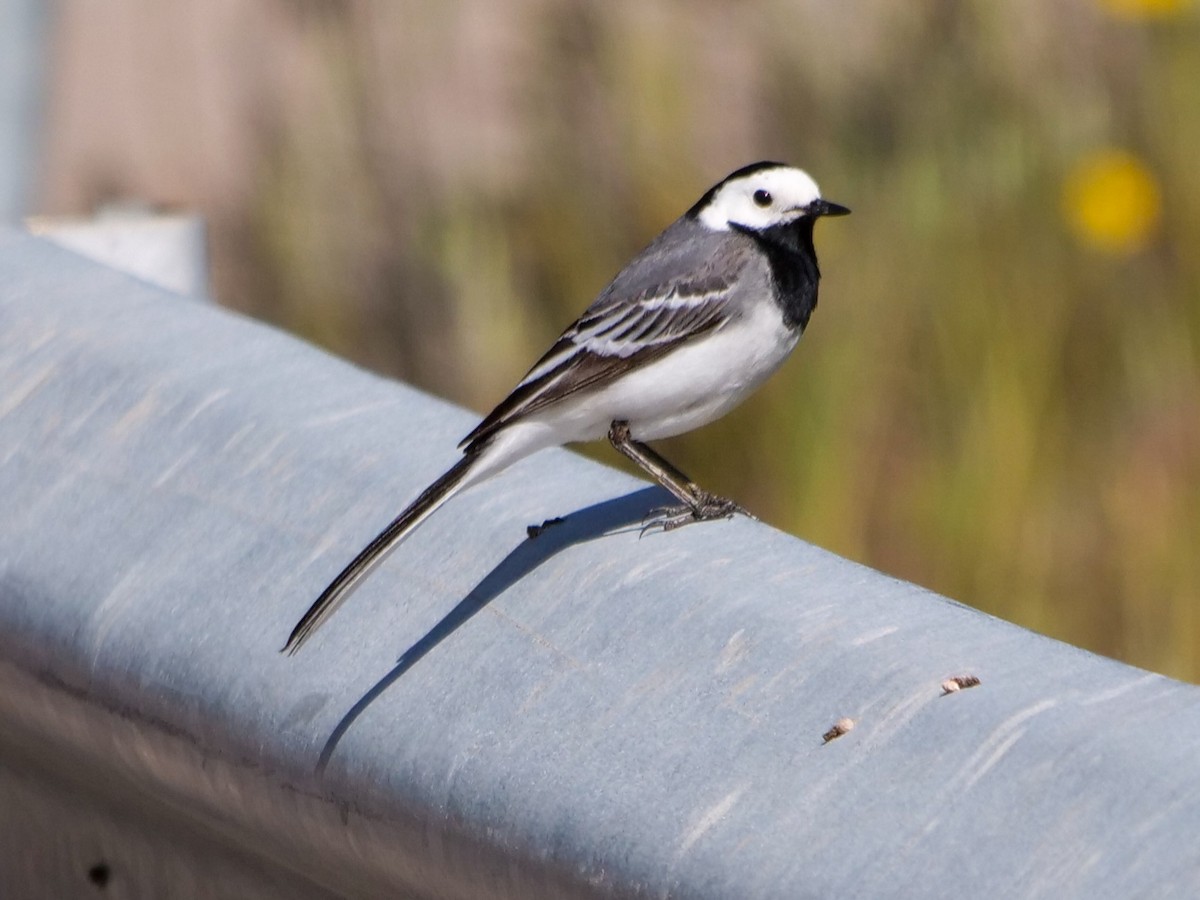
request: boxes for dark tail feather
[283,453,479,655]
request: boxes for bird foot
[640,491,752,535]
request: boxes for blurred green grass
[231,1,1199,679]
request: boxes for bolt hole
[87,862,110,889]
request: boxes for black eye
[753,189,772,207]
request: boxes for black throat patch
[734,217,822,332]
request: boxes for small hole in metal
[88,862,111,889]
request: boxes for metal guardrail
[27,210,211,300]
[1,226,1198,898]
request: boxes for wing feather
[459,224,755,451]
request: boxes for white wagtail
[284,161,848,654]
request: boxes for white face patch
[697,167,823,232]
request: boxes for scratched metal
[1,228,1198,899]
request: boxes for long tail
[283,452,481,655]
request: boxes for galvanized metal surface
[28,211,211,299]
[1,227,1198,899]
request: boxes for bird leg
[606,421,750,532]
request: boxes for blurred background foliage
[35,0,1200,679]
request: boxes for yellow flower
[1098,0,1193,20]
[1062,150,1162,254]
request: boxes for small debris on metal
[823,717,855,743]
[526,517,566,539]
[941,675,981,695]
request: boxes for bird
[284,161,849,654]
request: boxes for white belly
[531,300,800,443]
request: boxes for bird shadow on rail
[317,486,664,773]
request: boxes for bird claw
[639,491,751,536]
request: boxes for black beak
[809,199,851,217]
